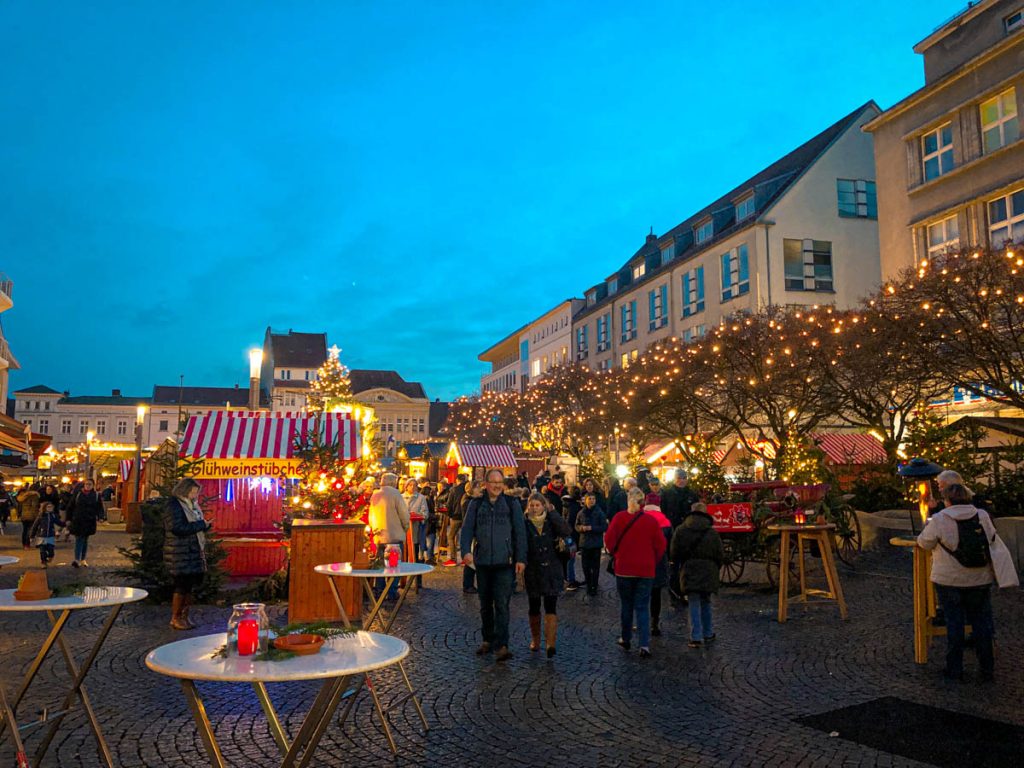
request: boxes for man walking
[444,474,469,566]
[661,470,700,600]
[462,468,527,662]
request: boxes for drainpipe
[760,220,776,308]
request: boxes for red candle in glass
[237,619,259,656]
[387,546,400,569]
[794,511,806,525]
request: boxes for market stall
[442,442,517,482]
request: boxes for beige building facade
[864,0,1024,279]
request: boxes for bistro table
[314,562,432,751]
[890,534,951,664]
[767,523,848,623]
[0,586,148,768]
[146,631,408,768]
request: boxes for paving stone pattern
[1,527,1021,767]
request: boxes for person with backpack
[670,502,725,648]
[917,482,1001,682]
[17,483,41,550]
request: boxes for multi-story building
[864,0,1024,279]
[350,370,431,447]
[14,386,150,451]
[0,272,17,405]
[146,385,268,445]
[259,328,328,411]
[573,102,882,371]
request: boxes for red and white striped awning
[811,433,886,465]
[451,443,517,468]
[119,457,148,482]
[180,412,361,460]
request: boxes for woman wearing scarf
[163,478,213,630]
[68,479,103,567]
[403,478,430,587]
[523,491,572,657]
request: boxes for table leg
[797,533,807,603]
[295,676,352,768]
[280,677,345,768]
[777,531,791,623]
[326,576,353,629]
[3,609,70,727]
[32,606,122,768]
[397,660,428,732]
[253,682,290,756]
[0,684,28,768]
[360,578,391,631]
[819,533,848,620]
[912,548,929,664]
[365,674,398,754]
[180,680,227,768]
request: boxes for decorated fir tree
[308,345,353,413]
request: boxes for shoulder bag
[606,512,644,576]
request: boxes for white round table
[0,586,148,767]
[147,631,408,768]
[0,556,18,567]
[313,562,434,748]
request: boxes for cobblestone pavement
[1,526,1022,767]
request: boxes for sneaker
[80,560,89,567]
[703,634,716,643]
[639,647,652,658]
[616,638,631,651]
[494,646,512,662]
[71,560,80,568]
[566,582,579,592]
[443,559,457,567]
[475,642,492,656]
[688,640,702,649]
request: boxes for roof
[60,395,152,406]
[0,411,30,455]
[152,385,270,408]
[913,0,997,53]
[180,412,360,461]
[477,298,582,360]
[402,442,449,460]
[810,433,886,465]
[451,443,518,468]
[575,101,879,322]
[13,384,62,395]
[949,416,1024,440]
[268,330,328,368]
[350,370,427,400]
[429,401,450,436]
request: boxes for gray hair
[936,470,964,489]
[171,478,200,499]
[623,477,638,490]
[381,473,399,488]
[627,487,645,510]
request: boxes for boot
[529,615,541,651]
[182,595,197,629]
[170,593,189,630]
[545,614,558,658]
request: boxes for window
[721,244,750,301]
[682,266,705,318]
[279,369,291,380]
[989,188,1024,244]
[926,216,960,257]
[96,419,106,436]
[921,124,954,181]
[531,359,541,377]
[598,359,613,371]
[632,263,645,280]
[784,239,834,292]
[620,350,639,369]
[608,277,619,295]
[735,195,755,221]
[694,219,713,244]
[597,313,611,352]
[837,179,877,218]
[682,325,706,343]
[33,401,39,410]
[79,420,89,435]
[648,285,668,331]
[44,401,50,410]
[304,370,310,380]
[117,419,128,436]
[159,419,169,431]
[620,300,637,343]
[660,243,674,265]
[1007,9,1024,32]
[61,419,71,435]
[586,290,597,306]
[39,419,48,434]
[980,88,1019,154]
[23,419,31,430]
[575,326,589,360]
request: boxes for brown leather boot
[529,615,541,651]
[170,593,189,630]
[544,614,558,658]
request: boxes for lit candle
[237,619,259,656]
[794,511,806,525]
[386,546,400,570]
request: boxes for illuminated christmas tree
[309,345,353,413]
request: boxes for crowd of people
[0,479,111,568]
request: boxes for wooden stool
[768,523,848,623]
[890,536,962,664]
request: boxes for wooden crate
[288,520,369,623]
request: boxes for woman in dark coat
[68,480,103,567]
[163,478,213,630]
[670,502,724,648]
[523,491,572,657]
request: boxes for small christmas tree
[308,345,353,413]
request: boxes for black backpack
[939,514,991,568]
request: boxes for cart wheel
[832,504,862,566]
[765,536,800,593]
[719,539,746,585]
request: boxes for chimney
[112,388,121,397]
[63,390,70,398]
[645,226,657,244]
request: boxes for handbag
[606,512,644,575]
[989,533,1020,589]
[31,537,43,548]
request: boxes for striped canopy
[180,412,361,461]
[450,443,517,468]
[811,433,886,465]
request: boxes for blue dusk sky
[1,0,964,401]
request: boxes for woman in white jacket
[917,483,996,681]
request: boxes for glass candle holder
[227,602,270,657]
[384,544,401,573]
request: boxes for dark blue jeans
[616,576,653,648]
[475,565,515,649]
[934,583,994,677]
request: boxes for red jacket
[604,510,666,578]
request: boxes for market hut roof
[180,412,361,461]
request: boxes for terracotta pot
[14,569,52,601]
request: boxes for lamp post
[85,431,95,483]
[248,348,263,411]
[134,405,147,503]
[897,458,943,533]
[614,427,621,466]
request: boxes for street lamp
[134,405,147,502]
[85,431,95,483]
[614,427,621,466]
[248,348,263,411]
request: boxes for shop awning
[811,433,886,465]
[450,443,517,468]
[180,412,361,461]
[0,412,30,456]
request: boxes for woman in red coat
[604,486,666,657]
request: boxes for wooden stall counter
[288,520,369,623]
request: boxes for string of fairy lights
[450,243,1023,482]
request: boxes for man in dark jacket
[670,503,724,648]
[662,470,700,598]
[461,468,527,662]
[444,474,469,566]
